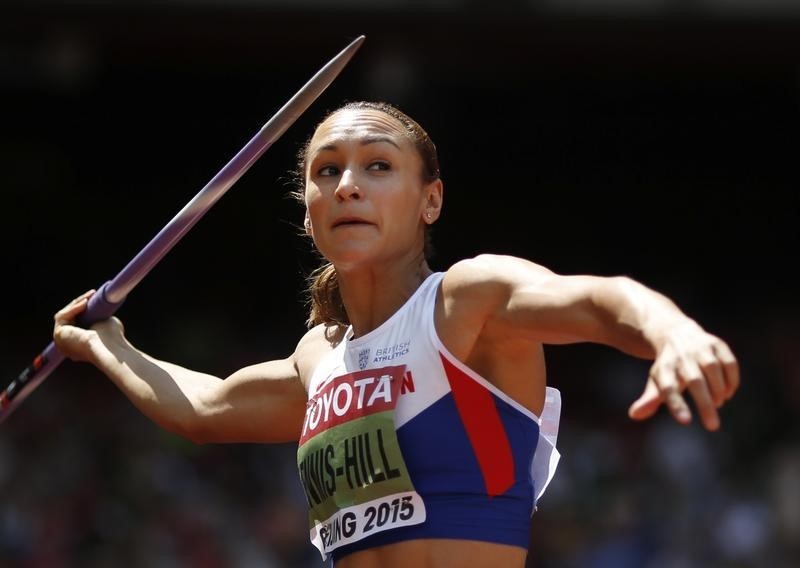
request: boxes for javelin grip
[77,282,126,327]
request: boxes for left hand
[628,322,739,431]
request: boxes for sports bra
[297,272,561,562]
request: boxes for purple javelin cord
[0,35,365,423]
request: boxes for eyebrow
[315,135,402,154]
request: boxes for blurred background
[1,1,798,567]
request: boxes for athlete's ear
[422,179,443,224]
[304,212,313,236]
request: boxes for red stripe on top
[440,353,515,497]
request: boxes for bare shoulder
[436,255,547,356]
[445,253,554,286]
[442,254,555,311]
[293,323,347,389]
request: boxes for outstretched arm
[443,255,740,431]
[54,290,308,444]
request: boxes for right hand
[53,290,124,362]
[627,320,739,431]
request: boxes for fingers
[54,289,95,327]
[634,334,740,432]
[657,365,694,426]
[713,340,740,400]
[640,360,719,431]
[628,379,661,421]
[72,289,95,303]
[684,340,740,431]
[698,355,726,409]
[681,361,719,431]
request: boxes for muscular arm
[54,291,309,444]
[442,255,740,430]
[450,255,683,356]
[95,335,307,444]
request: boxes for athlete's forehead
[307,109,411,156]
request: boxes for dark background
[1,2,798,567]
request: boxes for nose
[334,168,361,201]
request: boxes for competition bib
[298,365,426,558]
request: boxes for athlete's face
[303,109,442,269]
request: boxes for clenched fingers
[54,290,95,328]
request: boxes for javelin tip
[324,35,366,75]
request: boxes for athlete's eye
[367,161,390,172]
[318,165,340,177]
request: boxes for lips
[332,216,373,228]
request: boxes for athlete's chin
[320,237,420,271]
[323,245,383,270]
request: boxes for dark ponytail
[306,262,348,328]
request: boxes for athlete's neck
[337,254,432,339]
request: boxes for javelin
[0,35,366,424]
